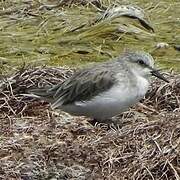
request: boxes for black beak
[150,68,169,83]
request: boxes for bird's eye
[138,60,145,65]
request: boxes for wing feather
[51,67,116,106]
[27,63,119,108]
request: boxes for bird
[27,51,169,124]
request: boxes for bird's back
[28,60,127,107]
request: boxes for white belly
[61,76,149,120]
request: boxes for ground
[0,67,179,179]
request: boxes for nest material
[0,66,74,116]
[144,73,180,112]
[0,66,180,179]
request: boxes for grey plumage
[29,61,124,106]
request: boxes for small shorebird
[28,51,168,123]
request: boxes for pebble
[155,42,169,49]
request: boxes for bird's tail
[23,88,54,102]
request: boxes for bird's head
[120,51,169,82]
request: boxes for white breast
[135,75,150,98]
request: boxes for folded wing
[28,66,117,109]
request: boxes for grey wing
[51,67,117,108]
[27,84,61,102]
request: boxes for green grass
[0,0,179,74]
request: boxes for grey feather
[27,61,121,107]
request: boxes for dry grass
[0,0,179,71]
[0,67,179,179]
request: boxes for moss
[0,0,179,74]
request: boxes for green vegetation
[0,0,179,74]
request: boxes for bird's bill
[150,68,169,83]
